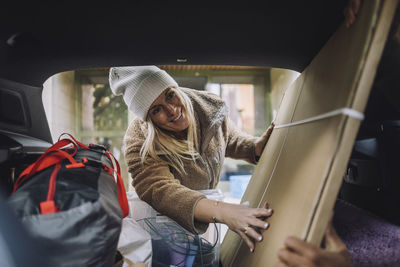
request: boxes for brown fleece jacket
[123,87,258,234]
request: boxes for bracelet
[212,200,219,223]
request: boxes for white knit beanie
[109,66,179,120]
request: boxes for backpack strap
[13,139,78,193]
[105,151,129,218]
[58,133,90,150]
[40,162,62,214]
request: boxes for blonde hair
[140,87,199,174]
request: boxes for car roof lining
[0,0,348,87]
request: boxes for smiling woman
[149,88,190,134]
[109,65,275,252]
[142,87,198,176]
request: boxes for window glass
[80,77,129,189]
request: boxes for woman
[109,65,274,252]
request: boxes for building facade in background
[42,65,298,198]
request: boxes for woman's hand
[218,201,273,252]
[195,199,273,252]
[255,122,275,158]
[276,223,353,267]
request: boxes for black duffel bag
[8,133,129,267]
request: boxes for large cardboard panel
[220,74,305,263]
[220,0,398,266]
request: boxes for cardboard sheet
[220,0,398,266]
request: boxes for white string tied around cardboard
[273,107,364,129]
[231,107,364,267]
[259,107,364,235]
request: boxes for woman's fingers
[248,215,271,230]
[257,202,272,220]
[246,205,273,230]
[255,123,275,157]
[252,206,273,223]
[263,122,275,141]
[254,206,273,217]
[224,202,274,252]
[244,226,264,243]
[267,122,275,134]
[237,229,255,252]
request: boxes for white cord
[275,108,364,129]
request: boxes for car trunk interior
[1,0,400,266]
[0,79,52,195]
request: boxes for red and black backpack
[9,133,129,267]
